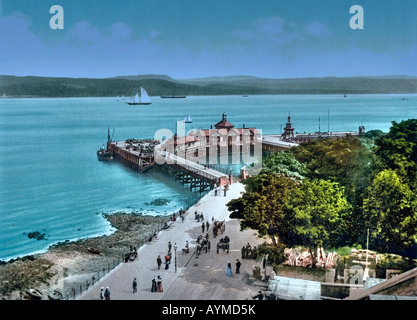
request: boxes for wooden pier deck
[161,151,230,187]
[108,140,156,173]
[107,140,230,189]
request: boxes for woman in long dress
[156,275,163,292]
[227,262,233,277]
[151,277,157,292]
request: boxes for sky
[0,0,416,79]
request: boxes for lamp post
[363,228,369,282]
[174,243,177,273]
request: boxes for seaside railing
[61,216,177,300]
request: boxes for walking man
[236,259,241,274]
[104,286,111,300]
[157,255,162,270]
[132,277,138,293]
[202,221,205,233]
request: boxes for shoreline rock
[0,212,171,300]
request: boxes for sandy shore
[0,182,268,300]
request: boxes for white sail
[116,95,120,101]
[140,87,152,104]
[187,115,192,122]
[133,93,140,103]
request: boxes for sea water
[0,94,416,261]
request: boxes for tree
[286,179,351,267]
[363,169,417,264]
[375,119,417,190]
[290,136,377,245]
[261,150,307,180]
[227,174,298,240]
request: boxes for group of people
[195,211,205,222]
[99,286,111,300]
[241,243,258,260]
[214,185,228,197]
[151,275,163,292]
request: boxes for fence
[60,217,176,300]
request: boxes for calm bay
[0,94,416,261]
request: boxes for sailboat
[127,87,152,105]
[116,96,120,101]
[183,114,192,123]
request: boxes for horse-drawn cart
[217,236,230,254]
[196,235,211,255]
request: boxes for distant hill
[1,74,416,97]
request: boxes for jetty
[106,139,231,191]
[102,113,262,191]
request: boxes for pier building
[262,114,364,152]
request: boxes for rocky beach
[0,212,170,300]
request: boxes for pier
[107,140,157,173]
[106,139,230,191]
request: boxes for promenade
[78,182,266,300]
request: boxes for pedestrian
[156,275,163,292]
[215,188,217,196]
[168,241,172,253]
[165,252,171,269]
[104,286,111,300]
[182,214,185,222]
[236,259,241,274]
[132,277,137,293]
[157,255,162,270]
[151,276,157,292]
[202,221,205,233]
[227,262,233,277]
[100,287,104,300]
[206,220,209,231]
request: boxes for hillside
[1,75,416,98]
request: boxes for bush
[256,242,286,265]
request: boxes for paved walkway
[78,182,264,300]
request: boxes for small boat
[182,114,192,123]
[86,247,101,255]
[127,87,152,105]
[161,95,186,99]
[97,127,114,161]
[48,290,63,300]
[116,96,120,101]
[97,148,113,161]
[26,288,43,300]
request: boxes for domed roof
[214,113,234,129]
